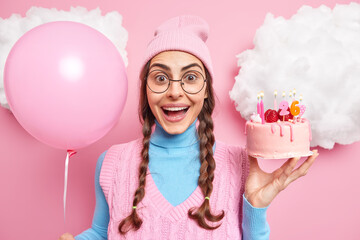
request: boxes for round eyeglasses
[146,70,207,94]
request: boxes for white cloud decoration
[230,2,360,149]
[0,6,128,109]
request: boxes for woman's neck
[150,119,199,148]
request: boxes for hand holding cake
[244,90,319,208]
[245,150,319,208]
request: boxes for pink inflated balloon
[4,21,127,150]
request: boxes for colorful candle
[290,100,300,116]
[257,94,260,115]
[290,89,300,119]
[260,91,265,124]
[279,100,289,121]
[298,95,306,119]
[299,105,306,119]
[274,90,278,110]
[279,101,289,115]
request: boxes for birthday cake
[245,91,312,159]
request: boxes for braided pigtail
[188,69,224,229]
[118,61,155,234]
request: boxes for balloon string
[64,150,77,224]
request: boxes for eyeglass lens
[147,70,205,94]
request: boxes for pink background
[0,0,359,239]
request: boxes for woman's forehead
[149,51,205,72]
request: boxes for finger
[285,150,319,185]
[273,155,299,176]
[277,156,300,186]
[278,155,300,172]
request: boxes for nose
[166,80,184,99]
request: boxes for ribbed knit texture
[100,139,249,239]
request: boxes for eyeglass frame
[146,69,207,94]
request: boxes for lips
[161,104,189,122]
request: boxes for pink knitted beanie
[142,15,214,79]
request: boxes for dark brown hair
[118,59,224,234]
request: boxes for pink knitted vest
[100,138,249,239]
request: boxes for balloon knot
[67,149,77,157]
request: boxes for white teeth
[162,106,188,111]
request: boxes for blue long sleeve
[242,195,270,239]
[75,151,109,240]
[76,120,270,239]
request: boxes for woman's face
[146,51,208,135]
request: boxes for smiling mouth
[161,106,189,118]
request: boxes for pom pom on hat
[142,15,214,79]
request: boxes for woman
[60,15,318,240]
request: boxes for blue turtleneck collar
[150,119,199,148]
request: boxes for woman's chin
[162,124,187,135]
[159,119,190,135]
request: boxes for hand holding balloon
[58,233,75,240]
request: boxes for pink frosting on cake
[245,118,312,159]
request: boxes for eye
[183,73,198,82]
[155,74,168,83]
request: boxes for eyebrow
[149,63,170,71]
[149,63,204,73]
